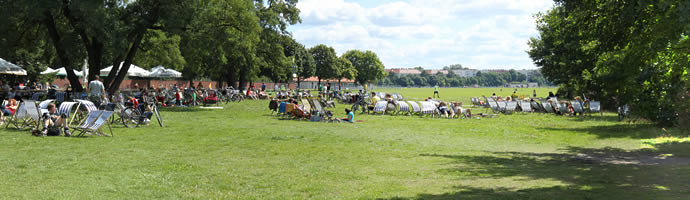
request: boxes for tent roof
[0,58,27,75]
[100,62,151,77]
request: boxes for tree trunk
[107,31,145,94]
[43,11,83,92]
[297,77,301,89]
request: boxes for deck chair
[300,99,312,114]
[419,101,438,117]
[58,101,80,124]
[72,111,112,136]
[396,101,410,115]
[407,101,421,114]
[542,101,555,113]
[530,101,543,112]
[471,97,481,107]
[519,101,532,112]
[571,101,585,115]
[496,101,507,113]
[5,101,28,129]
[278,102,287,116]
[38,99,54,115]
[31,92,43,101]
[587,101,602,116]
[505,101,518,114]
[373,100,388,115]
[312,99,326,115]
[557,103,570,115]
[76,99,99,113]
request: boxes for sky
[287,0,555,70]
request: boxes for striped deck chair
[587,101,602,116]
[505,101,518,114]
[24,100,43,130]
[571,101,585,115]
[55,92,66,103]
[58,101,80,125]
[406,101,421,114]
[373,100,388,115]
[278,102,287,116]
[471,97,481,107]
[312,99,325,114]
[31,92,43,101]
[396,101,410,115]
[519,101,532,112]
[419,101,438,117]
[530,101,543,112]
[72,110,112,136]
[5,101,28,129]
[38,99,54,115]
[485,98,500,113]
[301,99,312,114]
[496,101,507,113]
[557,102,570,115]
[542,101,556,113]
[76,99,99,113]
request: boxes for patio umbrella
[100,62,151,77]
[40,67,85,76]
[0,58,27,75]
[149,65,182,78]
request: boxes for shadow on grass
[563,115,621,122]
[382,144,690,200]
[537,124,677,139]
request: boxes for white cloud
[289,0,554,69]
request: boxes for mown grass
[0,88,687,199]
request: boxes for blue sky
[287,0,555,69]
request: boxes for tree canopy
[528,0,690,126]
[342,50,386,85]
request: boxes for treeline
[0,0,386,94]
[380,69,550,87]
[528,0,690,126]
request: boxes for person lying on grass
[341,108,354,123]
[38,103,70,137]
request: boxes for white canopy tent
[100,62,151,77]
[41,67,85,76]
[149,65,182,78]
[0,58,27,75]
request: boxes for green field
[1,88,688,199]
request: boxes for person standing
[261,83,266,92]
[87,75,106,107]
[274,83,280,93]
[433,84,440,98]
[533,89,537,98]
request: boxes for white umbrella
[149,65,182,78]
[100,62,151,77]
[41,67,85,76]
[0,58,27,75]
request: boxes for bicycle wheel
[122,107,140,128]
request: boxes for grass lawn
[1,88,688,199]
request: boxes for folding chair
[31,92,43,101]
[373,100,388,115]
[531,101,544,113]
[5,101,28,129]
[407,101,421,115]
[587,101,603,116]
[557,102,571,115]
[72,110,113,137]
[38,99,54,115]
[497,101,507,113]
[571,101,585,116]
[58,101,81,125]
[419,101,438,117]
[542,101,556,113]
[301,99,312,114]
[505,101,518,114]
[396,101,410,115]
[519,101,532,113]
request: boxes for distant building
[505,82,539,88]
[385,68,423,77]
[451,69,478,77]
[424,70,449,75]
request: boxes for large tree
[528,0,690,125]
[335,57,357,89]
[309,44,339,84]
[342,50,386,85]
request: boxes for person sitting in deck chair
[290,99,310,118]
[367,92,380,112]
[438,102,450,118]
[340,108,354,123]
[38,104,70,137]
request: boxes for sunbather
[39,103,70,136]
[438,102,450,118]
[340,108,354,123]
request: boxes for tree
[528,0,690,125]
[335,57,357,89]
[342,50,386,85]
[309,44,338,84]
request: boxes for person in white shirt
[87,75,106,106]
